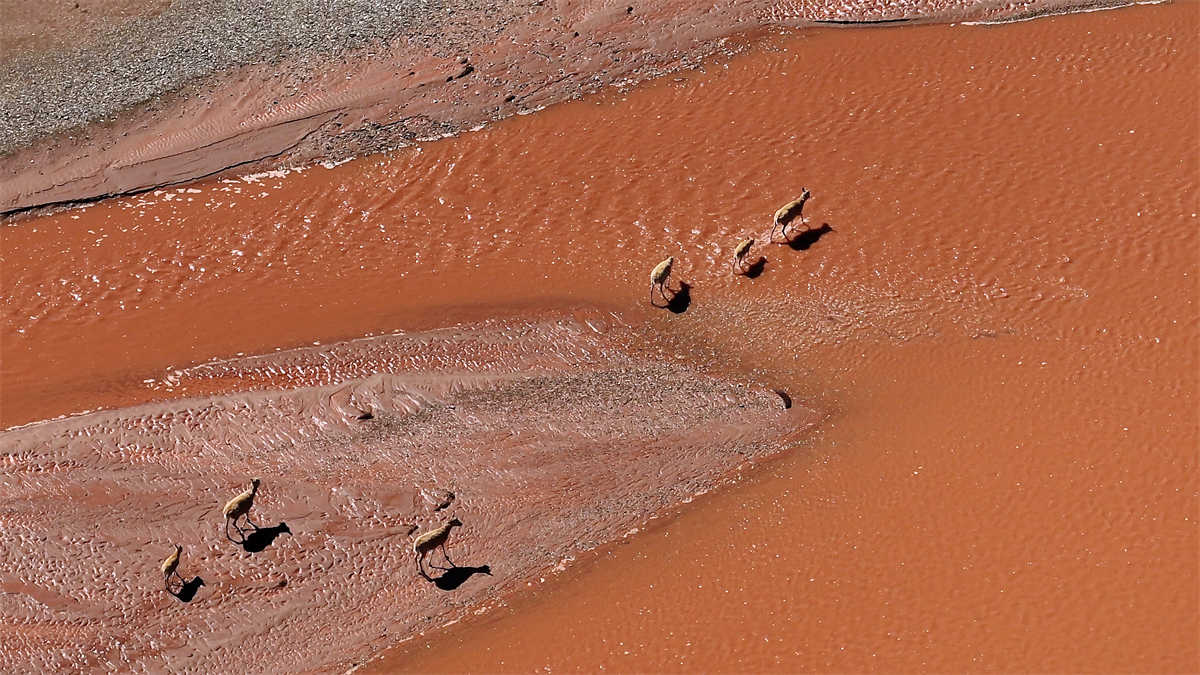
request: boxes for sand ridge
[0,314,817,674]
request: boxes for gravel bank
[0,0,524,154]
[0,0,1142,214]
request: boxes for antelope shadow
[773,389,793,409]
[241,522,292,553]
[225,517,263,544]
[743,257,767,279]
[172,576,205,603]
[784,223,834,251]
[666,281,692,314]
[426,564,493,591]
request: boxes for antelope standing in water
[650,256,675,307]
[770,188,812,241]
[732,238,755,274]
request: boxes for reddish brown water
[1,2,1197,673]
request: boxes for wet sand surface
[2,317,812,674]
[1,1,1197,673]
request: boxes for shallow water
[1,1,1197,673]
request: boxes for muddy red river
[1,2,1196,673]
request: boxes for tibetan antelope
[414,516,463,577]
[223,478,261,541]
[650,256,675,307]
[732,238,754,274]
[770,188,812,241]
[161,544,184,592]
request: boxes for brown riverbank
[0,1,1196,673]
[0,0,1142,215]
